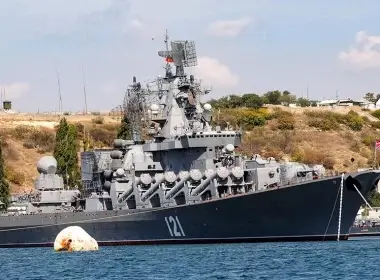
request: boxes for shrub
[275,111,295,130]
[349,140,361,153]
[267,108,296,130]
[307,118,339,131]
[214,108,270,129]
[1,139,20,161]
[9,126,55,152]
[238,114,266,130]
[4,166,25,186]
[371,121,380,129]
[345,110,364,131]
[22,141,35,149]
[305,110,365,131]
[88,127,116,146]
[291,147,335,169]
[361,133,377,147]
[92,116,104,124]
[371,110,380,119]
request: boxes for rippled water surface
[1,238,379,279]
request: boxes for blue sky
[1,0,380,112]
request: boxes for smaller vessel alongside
[350,223,380,237]
[349,209,380,237]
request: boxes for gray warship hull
[0,172,377,247]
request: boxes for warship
[1,32,380,248]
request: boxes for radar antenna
[157,31,198,77]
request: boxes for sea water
[1,238,379,280]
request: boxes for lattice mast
[122,76,150,143]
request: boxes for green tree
[310,100,318,107]
[242,94,264,109]
[364,92,377,103]
[53,118,81,189]
[297,97,311,107]
[117,115,133,139]
[367,189,380,207]
[263,90,282,105]
[279,92,297,106]
[0,139,10,207]
[227,95,243,108]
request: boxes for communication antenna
[55,66,63,115]
[81,64,88,114]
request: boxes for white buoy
[54,226,99,252]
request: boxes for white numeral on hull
[165,216,185,237]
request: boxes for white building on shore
[316,98,380,110]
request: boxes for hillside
[1,105,380,194]
[0,113,120,193]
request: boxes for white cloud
[0,0,115,41]
[193,56,239,88]
[207,17,252,37]
[1,83,30,99]
[130,19,144,29]
[338,31,380,69]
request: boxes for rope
[323,180,341,241]
[353,184,374,211]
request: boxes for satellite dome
[225,144,235,153]
[150,104,159,111]
[37,156,57,174]
[203,103,212,111]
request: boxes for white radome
[150,104,159,111]
[116,168,125,177]
[225,144,235,153]
[203,103,212,111]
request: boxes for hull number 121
[164,216,186,237]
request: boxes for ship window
[209,149,212,151]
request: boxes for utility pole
[55,67,63,115]
[81,64,88,114]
